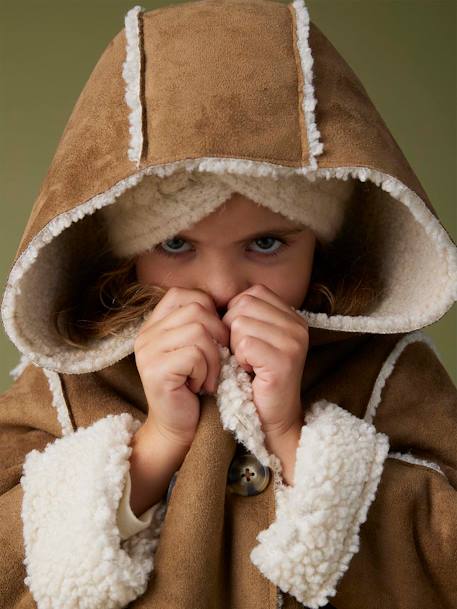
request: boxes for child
[1,1,456,608]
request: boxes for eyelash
[155,235,290,258]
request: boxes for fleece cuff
[20,412,166,609]
[250,400,390,609]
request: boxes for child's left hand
[221,284,309,445]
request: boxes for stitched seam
[288,3,307,165]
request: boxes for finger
[228,285,307,330]
[159,322,222,392]
[232,334,281,379]
[228,284,294,317]
[139,298,230,349]
[163,344,208,394]
[224,296,302,336]
[143,286,218,326]
[229,315,307,356]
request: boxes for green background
[0,0,455,391]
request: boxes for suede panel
[133,395,278,609]
[301,332,404,419]
[61,351,149,429]
[370,340,457,488]
[11,0,447,271]
[1,331,457,607]
[308,21,436,215]
[1,0,456,606]
[334,459,457,609]
[142,0,304,165]
[225,479,279,609]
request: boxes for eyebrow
[175,227,306,245]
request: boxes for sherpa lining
[250,399,390,608]
[20,412,165,609]
[2,163,456,375]
[1,0,456,375]
[14,330,450,609]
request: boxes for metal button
[227,453,271,496]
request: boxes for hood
[1,0,456,375]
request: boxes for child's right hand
[133,287,230,452]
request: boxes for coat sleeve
[250,334,457,609]
[0,361,167,609]
[117,470,159,540]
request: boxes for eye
[248,236,286,256]
[157,238,193,257]
[155,234,289,258]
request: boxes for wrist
[264,420,303,486]
[135,420,191,464]
[127,422,189,516]
[263,418,302,449]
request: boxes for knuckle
[238,294,254,309]
[288,337,305,360]
[239,334,252,350]
[200,291,216,309]
[231,316,244,331]
[249,284,266,296]
[188,301,204,315]
[296,324,309,343]
[189,321,206,336]
[190,343,203,358]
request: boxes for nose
[211,292,241,318]
[198,265,250,317]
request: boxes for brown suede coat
[1,1,457,608]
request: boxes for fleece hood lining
[1,0,456,374]
[2,161,457,375]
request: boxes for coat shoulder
[0,359,65,439]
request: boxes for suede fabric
[10,0,442,265]
[2,331,457,607]
[1,0,457,608]
[142,0,304,164]
[4,0,456,378]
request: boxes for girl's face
[135,193,316,315]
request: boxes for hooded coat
[1,1,457,608]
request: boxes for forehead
[178,193,304,240]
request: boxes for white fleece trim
[290,0,324,169]
[20,412,165,609]
[249,399,390,608]
[387,451,446,477]
[364,330,441,424]
[9,352,32,381]
[214,342,287,494]
[363,330,447,480]
[277,589,284,609]
[9,354,75,436]
[41,368,75,436]
[122,5,145,168]
[2,160,456,374]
